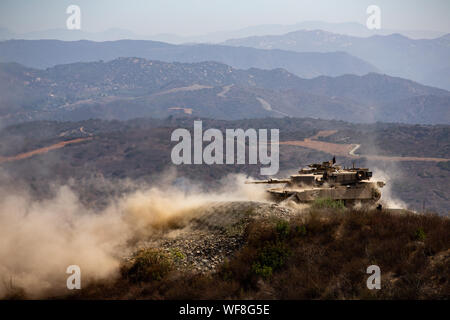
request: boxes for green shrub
[415,228,426,241]
[295,225,307,237]
[252,263,273,279]
[252,242,290,279]
[275,220,290,239]
[170,248,186,261]
[122,248,173,283]
[312,198,345,210]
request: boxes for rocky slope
[63,203,450,300]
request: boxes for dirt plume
[0,173,267,298]
[372,168,407,209]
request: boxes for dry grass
[60,208,450,300]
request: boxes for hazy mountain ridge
[0,39,377,79]
[1,21,445,43]
[0,58,449,125]
[223,30,450,90]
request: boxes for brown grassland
[50,207,450,300]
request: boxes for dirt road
[0,137,92,164]
[280,131,449,162]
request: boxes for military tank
[246,158,385,207]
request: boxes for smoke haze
[0,172,266,298]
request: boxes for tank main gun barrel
[245,178,291,184]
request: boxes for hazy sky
[1,0,449,35]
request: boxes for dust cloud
[0,172,267,298]
[356,126,407,210]
[372,168,407,209]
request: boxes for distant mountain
[0,59,448,125]
[223,30,450,90]
[1,21,445,43]
[0,27,15,40]
[0,39,377,79]
[21,28,142,42]
[291,73,448,104]
[204,21,445,41]
[0,27,142,42]
[274,21,446,39]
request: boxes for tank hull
[267,182,381,206]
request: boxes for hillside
[0,39,377,78]
[223,30,450,90]
[1,116,449,301]
[1,59,449,126]
[6,204,448,299]
[0,117,449,213]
